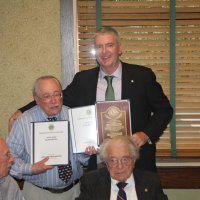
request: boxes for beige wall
[0,0,61,137]
[0,0,199,198]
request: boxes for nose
[102,46,107,54]
[117,160,123,169]
[50,95,57,103]
[10,154,15,163]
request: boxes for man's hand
[84,146,98,155]
[8,110,22,132]
[131,131,149,147]
[31,157,53,175]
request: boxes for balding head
[33,75,63,117]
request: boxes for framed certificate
[31,121,69,165]
[69,105,98,153]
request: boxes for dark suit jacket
[76,167,168,200]
[62,62,173,171]
[21,62,173,171]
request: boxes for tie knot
[104,76,114,84]
[117,182,127,189]
[47,117,57,121]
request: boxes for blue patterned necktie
[47,117,73,183]
[117,182,128,200]
[104,76,115,101]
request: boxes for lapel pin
[131,80,134,83]
[144,188,148,192]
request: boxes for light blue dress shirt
[7,105,89,188]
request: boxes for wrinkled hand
[8,110,22,132]
[84,146,98,155]
[31,157,53,175]
[131,131,149,147]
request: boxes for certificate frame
[69,105,98,153]
[31,120,69,165]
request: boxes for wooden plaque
[96,100,132,145]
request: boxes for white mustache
[49,104,60,109]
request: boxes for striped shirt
[6,105,89,188]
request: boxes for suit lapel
[134,170,151,200]
[85,67,99,104]
[96,168,111,200]
[121,62,136,100]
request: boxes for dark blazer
[62,62,173,171]
[20,62,173,171]
[76,167,168,200]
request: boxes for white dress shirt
[110,174,138,200]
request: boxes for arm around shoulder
[8,101,36,132]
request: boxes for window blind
[77,0,200,157]
[175,0,200,156]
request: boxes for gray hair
[32,75,62,96]
[94,27,120,42]
[99,135,139,162]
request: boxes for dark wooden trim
[157,157,200,188]
[158,167,200,188]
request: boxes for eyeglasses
[37,92,62,102]
[106,156,134,168]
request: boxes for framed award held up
[96,99,132,145]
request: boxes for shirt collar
[111,174,135,190]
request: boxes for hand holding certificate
[31,121,69,165]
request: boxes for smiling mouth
[100,54,111,59]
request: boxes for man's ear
[34,96,39,105]
[118,42,123,56]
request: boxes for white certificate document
[31,121,69,165]
[69,105,98,153]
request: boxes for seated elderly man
[76,135,168,200]
[7,75,96,200]
[0,137,25,200]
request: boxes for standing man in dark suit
[76,135,168,200]
[8,27,173,172]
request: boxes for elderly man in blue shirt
[7,75,96,200]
